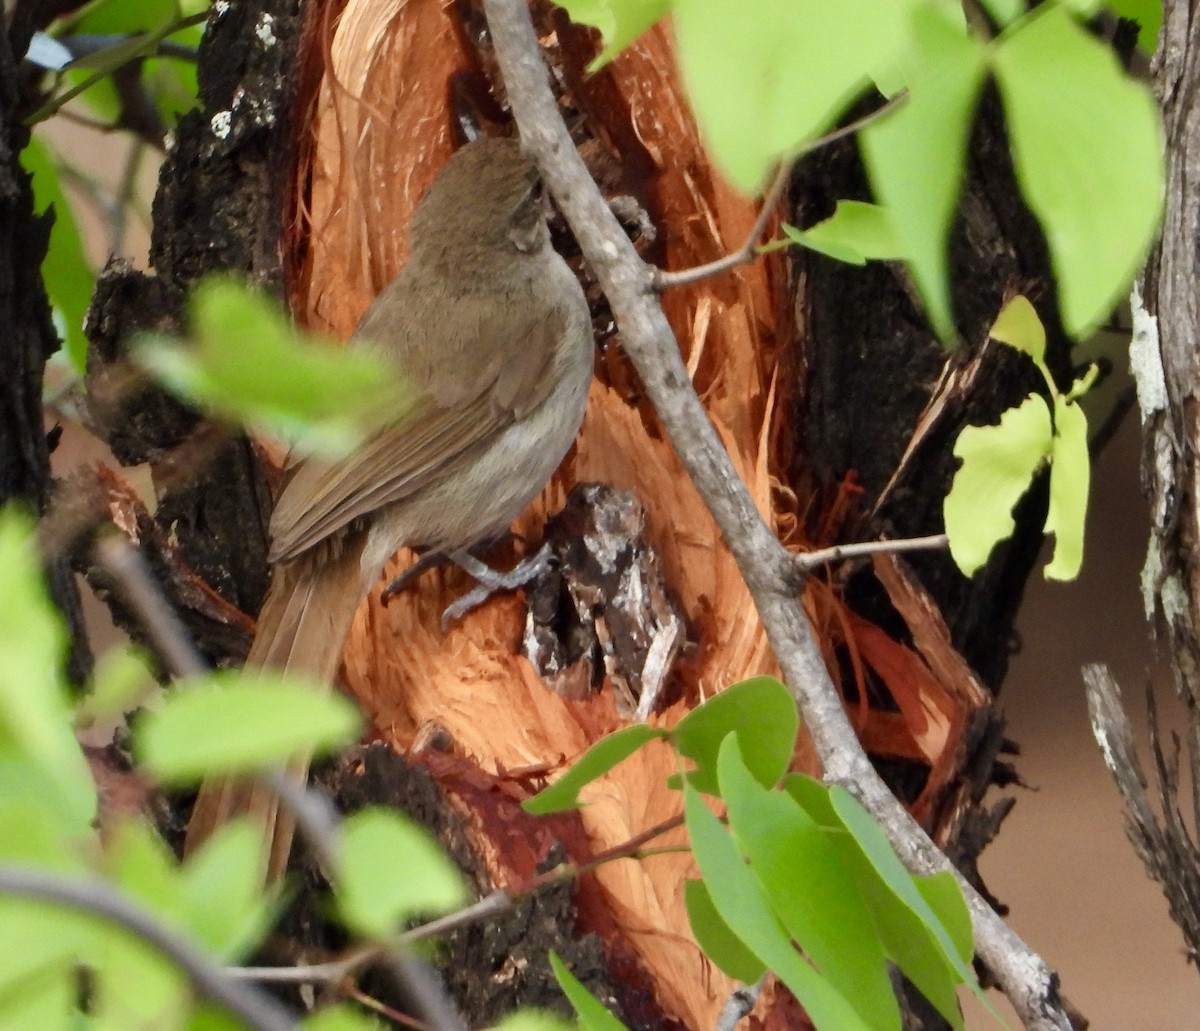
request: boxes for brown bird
[184,137,594,880]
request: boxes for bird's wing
[267,286,567,563]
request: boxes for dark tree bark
[0,3,89,682]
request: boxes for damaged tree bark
[1086,0,1200,976]
[78,0,1093,1027]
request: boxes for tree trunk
[0,3,89,683]
[1087,0,1200,967]
[85,1,1085,1027]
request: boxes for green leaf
[976,0,1024,27]
[944,394,1054,577]
[673,0,903,194]
[670,676,797,795]
[0,894,98,1002]
[104,819,179,917]
[180,819,275,959]
[185,1003,255,1031]
[1043,397,1089,580]
[21,137,93,369]
[992,6,1164,337]
[490,1010,575,1031]
[683,879,766,984]
[989,295,1047,371]
[523,725,666,815]
[684,785,872,1031]
[0,958,77,1031]
[0,508,96,832]
[861,6,987,341]
[301,1005,387,1031]
[782,772,840,826]
[1054,0,1105,18]
[337,809,467,938]
[553,0,670,68]
[782,202,906,266]
[1108,0,1162,51]
[913,871,973,966]
[76,647,153,726]
[89,895,189,1031]
[718,739,899,1030]
[134,277,408,458]
[71,0,179,35]
[549,952,627,1031]
[136,671,361,783]
[827,787,984,1025]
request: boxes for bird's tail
[183,537,368,882]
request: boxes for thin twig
[94,532,207,678]
[794,533,948,573]
[654,161,790,290]
[0,867,297,1031]
[91,534,466,1031]
[654,91,907,291]
[480,1,1074,1027]
[230,813,689,987]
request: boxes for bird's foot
[379,549,448,606]
[440,544,555,631]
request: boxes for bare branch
[654,91,907,291]
[794,533,948,573]
[0,866,296,1031]
[1083,664,1200,959]
[654,161,790,291]
[480,1,1074,1026]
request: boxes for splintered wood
[287,3,784,1025]
[282,1,978,1027]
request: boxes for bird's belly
[363,357,591,574]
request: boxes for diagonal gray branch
[0,866,296,1031]
[480,1,1074,1027]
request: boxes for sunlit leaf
[685,785,872,1031]
[136,671,361,782]
[782,202,905,266]
[989,295,1047,371]
[827,786,987,1024]
[861,6,986,341]
[976,0,1024,27]
[1044,397,1089,580]
[76,647,153,726]
[549,952,627,1031]
[719,740,898,1029]
[673,0,904,194]
[523,725,666,815]
[0,509,95,831]
[1108,0,1163,51]
[337,809,467,938]
[181,819,275,959]
[301,1006,387,1031]
[914,871,973,966]
[944,394,1053,577]
[553,0,670,68]
[21,137,93,370]
[683,879,766,984]
[993,6,1163,337]
[135,278,408,458]
[490,1010,575,1031]
[670,676,797,795]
